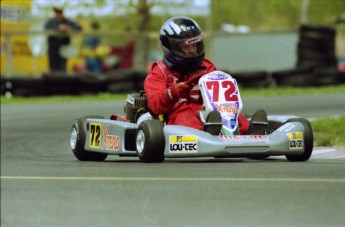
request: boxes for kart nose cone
[136,130,145,154]
[70,127,78,150]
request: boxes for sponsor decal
[181,25,196,32]
[207,74,228,80]
[219,135,269,142]
[89,123,120,151]
[204,71,231,81]
[287,132,303,150]
[89,123,102,148]
[169,135,198,153]
[184,35,202,45]
[215,103,238,113]
[101,125,120,151]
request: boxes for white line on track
[1,176,344,183]
[312,148,338,155]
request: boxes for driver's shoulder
[202,58,216,69]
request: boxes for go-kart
[70,71,313,163]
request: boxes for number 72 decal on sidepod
[89,122,102,148]
[89,123,121,151]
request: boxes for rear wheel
[136,120,165,163]
[70,115,108,161]
[285,118,313,162]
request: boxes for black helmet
[160,16,205,70]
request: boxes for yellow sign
[0,0,31,31]
[1,1,92,76]
[0,0,39,76]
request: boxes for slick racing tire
[70,115,108,161]
[136,120,165,163]
[285,118,313,162]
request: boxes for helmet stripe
[168,20,181,35]
[163,23,173,35]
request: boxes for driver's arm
[144,63,178,115]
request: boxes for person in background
[144,16,268,135]
[82,21,106,73]
[44,7,82,73]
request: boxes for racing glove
[165,82,191,102]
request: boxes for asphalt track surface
[1,94,345,226]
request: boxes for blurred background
[1,0,344,96]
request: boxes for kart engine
[124,91,148,123]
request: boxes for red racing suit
[144,59,250,134]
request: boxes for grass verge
[311,116,345,147]
[1,84,345,105]
[0,93,127,105]
[241,84,345,97]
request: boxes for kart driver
[144,16,266,135]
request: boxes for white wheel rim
[136,130,145,154]
[70,127,78,150]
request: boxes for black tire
[132,71,147,91]
[285,118,313,162]
[313,67,341,86]
[272,69,314,87]
[299,24,335,40]
[6,77,45,97]
[232,71,270,88]
[297,40,335,56]
[1,76,6,95]
[296,57,337,69]
[70,115,108,161]
[297,24,337,70]
[43,73,78,95]
[298,50,336,62]
[339,71,345,84]
[74,73,107,95]
[136,120,165,163]
[107,81,135,93]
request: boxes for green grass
[240,84,345,97]
[311,116,345,147]
[0,93,127,105]
[1,84,345,105]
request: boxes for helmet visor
[168,35,204,58]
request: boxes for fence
[1,25,345,97]
[0,30,164,77]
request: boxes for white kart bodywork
[70,71,313,162]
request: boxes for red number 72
[206,80,238,102]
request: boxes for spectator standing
[44,7,82,73]
[82,21,104,73]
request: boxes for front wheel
[136,120,165,163]
[285,118,313,162]
[70,115,108,161]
